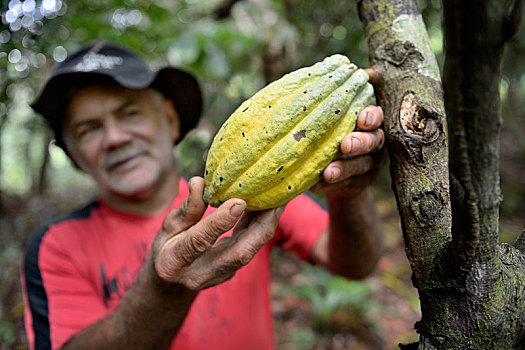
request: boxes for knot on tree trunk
[410,191,445,228]
[400,92,440,142]
[395,92,444,164]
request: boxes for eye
[76,123,100,139]
[123,107,140,118]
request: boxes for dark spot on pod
[268,105,271,108]
[242,132,245,137]
[220,177,224,182]
[293,130,306,141]
[303,106,306,111]
[345,90,348,93]
[335,110,340,114]
[220,137,223,141]
[304,90,307,94]
[288,185,292,190]
[308,73,311,76]
[243,107,249,112]
[281,177,284,181]
[205,170,208,175]
[329,75,333,78]
[277,166,283,173]
[239,183,242,187]
[355,111,358,115]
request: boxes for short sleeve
[273,193,329,260]
[23,226,108,350]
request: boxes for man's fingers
[311,149,388,193]
[231,211,257,237]
[229,207,283,266]
[158,204,282,288]
[311,173,375,195]
[321,156,374,184]
[162,177,208,235]
[356,105,383,131]
[169,198,246,268]
[341,128,385,156]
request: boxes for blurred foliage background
[0,0,523,349]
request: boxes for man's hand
[153,177,283,291]
[310,105,387,197]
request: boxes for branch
[358,0,451,289]
[449,174,478,268]
[443,0,504,280]
[365,64,386,85]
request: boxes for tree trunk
[357,0,525,348]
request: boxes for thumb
[162,177,208,236]
[162,198,246,272]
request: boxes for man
[22,41,386,350]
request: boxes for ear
[62,145,90,173]
[61,123,89,173]
[164,99,181,143]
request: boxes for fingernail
[275,206,285,217]
[230,202,246,216]
[350,137,361,154]
[330,167,341,182]
[364,111,372,127]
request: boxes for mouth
[105,151,147,172]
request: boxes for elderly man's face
[63,85,180,200]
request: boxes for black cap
[32,41,202,148]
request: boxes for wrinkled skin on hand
[311,105,387,197]
[153,177,284,291]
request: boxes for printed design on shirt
[99,241,149,306]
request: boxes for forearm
[313,189,384,279]
[62,253,197,350]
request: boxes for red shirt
[22,178,328,350]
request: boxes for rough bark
[357,0,451,290]
[357,0,525,348]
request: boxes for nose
[102,118,132,149]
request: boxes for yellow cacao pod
[203,54,375,211]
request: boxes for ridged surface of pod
[203,54,375,211]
